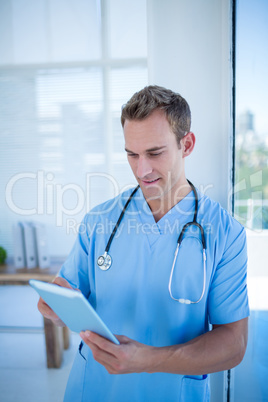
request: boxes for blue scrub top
[59,187,249,402]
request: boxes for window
[0,0,148,258]
[232,0,268,400]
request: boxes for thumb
[52,276,75,290]
[115,335,132,344]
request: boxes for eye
[127,152,138,158]
[148,152,162,157]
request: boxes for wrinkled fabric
[59,187,249,402]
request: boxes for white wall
[147,0,233,210]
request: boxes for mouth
[140,178,160,186]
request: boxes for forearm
[80,318,248,376]
[146,319,248,375]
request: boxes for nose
[136,156,153,179]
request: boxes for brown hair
[121,85,191,148]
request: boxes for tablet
[29,279,119,345]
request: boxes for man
[38,85,249,401]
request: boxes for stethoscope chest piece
[97,252,112,271]
[96,186,140,272]
[96,181,206,304]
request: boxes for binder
[33,223,50,269]
[12,222,26,268]
[22,222,38,269]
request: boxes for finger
[83,339,120,371]
[88,342,129,375]
[80,331,119,355]
[53,276,81,293]
[53,276,74,289]
[37,297,53,316]
[37,297,65,325]
[115,335,131,344]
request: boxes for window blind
[0,0,148,259]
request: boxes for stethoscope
[97,180,206,304]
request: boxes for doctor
[38,85,249,401]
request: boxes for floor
[0,286,80,402]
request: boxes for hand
[80,331,156,375]
[37,276,78,327]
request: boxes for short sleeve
[208,223,250,325]
[58,215,91,297]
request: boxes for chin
[141,187,164,201]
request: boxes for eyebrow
[125,146,167,153]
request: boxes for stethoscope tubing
[168,243,207,304]
[97,185,140,270]
[105,185,140,253]
[97,180,207,304]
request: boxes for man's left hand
[80,331,155,374]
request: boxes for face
[124,109,194,211]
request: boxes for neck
[147,179,192,222]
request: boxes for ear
[181,132,195,158]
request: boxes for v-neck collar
[132,187,197,247]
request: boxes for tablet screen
[29,279,119,345]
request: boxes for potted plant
[0,246,7,264]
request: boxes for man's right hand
[37,276,76,327]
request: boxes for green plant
[0,246,7,264]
